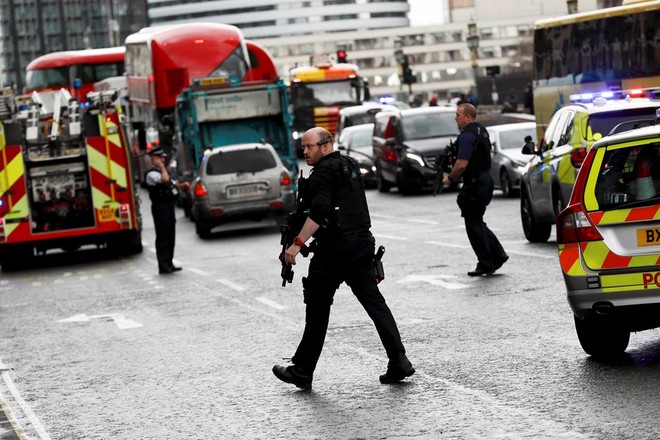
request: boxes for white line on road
[427,240,556,259]
[426,241,471,249]
[373,234,408,241]
[408,219,439,225]
[216,279,246,291]
[0,358,52,440]
[255,297,287,310]
[187,268,209,276]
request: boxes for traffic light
[337,50,347,63]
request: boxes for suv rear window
[206,148,276,175]
[587,107,658,138]
[594,141,660,210]
[402,113,458,140]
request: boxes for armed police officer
[273,127,414,390]
[145,147,187,274]
[442,104,508,276]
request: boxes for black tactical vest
[461,122,491,179]
[145,168,177,204]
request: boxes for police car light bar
[569,87,660,104]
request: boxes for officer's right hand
[285,244,300,265]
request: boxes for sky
[408,0,446,27]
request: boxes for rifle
[279,211,311,287]
[432,139,457,196]
[279,172,314,287]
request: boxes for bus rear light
[570,147,587,167]
[194,181,208,197]
[557,205,602,244]
[280,172,292,186]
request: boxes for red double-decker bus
[24,46,125,101]
[124,23,251,172]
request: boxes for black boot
[272,365,313,390]
[380,352,415,384]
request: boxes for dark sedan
[336,123,376,188]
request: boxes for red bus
[245,40,279,83]
[124,23,251,170]
[24,47,125,101]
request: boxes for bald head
[301,126,334,166]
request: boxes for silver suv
[190,143,295,237]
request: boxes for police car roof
[591,124,660,150]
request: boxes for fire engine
[0,87,142,270]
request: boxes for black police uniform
[455,122,507,273]
[145,165,178,273]
[290,151,408,375]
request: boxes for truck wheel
[520,189,551,242]
[574,315,629,358]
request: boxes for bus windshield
[25,67,69,90]
[291,80,357,107]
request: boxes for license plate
[636,226,660,247]
[227,184,262,198]
[98,206,115,222]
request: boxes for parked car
[336,123,376,188]
[372,106,459,194]
[487,122,537,197]
[190,143,295,238]
[336,102,399,140]
[556,125,660,357]
[477,113,535,127]
[520,90,660,242]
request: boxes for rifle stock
[432,140,457,196]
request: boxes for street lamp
[466,20,480,104]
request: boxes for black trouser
[151,201,176,271]
[457,173,505,271]
[291,235,406,373]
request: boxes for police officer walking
[273,127,414,390]
[144,147,186,274]
[442,104,508,276]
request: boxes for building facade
[147,0,410,39]
[0,0,149,90]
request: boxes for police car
[520,89,660,242]
[556,124,660,357]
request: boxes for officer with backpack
[442,103,508,276]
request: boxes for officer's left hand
[285,244,300,265]
[441,175,451,187]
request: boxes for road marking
[426,241,471,249]
[188,268,209,276]
[408,219,438,225]
[398,274,469,290]
[0,358,51,440]
[57,313,143,330]
[0,280,8,285]
[216,279,246,291]
[255,297,287,310]
[373,234,408,241]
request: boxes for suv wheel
[574,314,630,357]
[500,170,513,198]
[520,189,551,242]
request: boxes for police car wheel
[376,170,392,193]
[520,190,551,242]
[574,314,630,358]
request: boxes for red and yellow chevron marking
[588,206,660,226]
[581,240,660,270]
[558,243,587,276]
[86,112,134,229]
[0,130,29,241]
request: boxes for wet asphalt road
[2,175,660,439]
